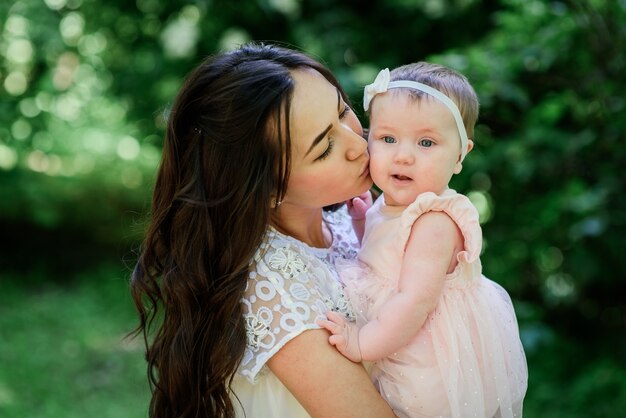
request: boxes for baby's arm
[347,191,373,244]
[319,211,462,362]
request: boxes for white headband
[363,68,469,162]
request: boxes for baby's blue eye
[419,139,433,147]
[382,136,396,143]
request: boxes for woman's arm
[320,211,461,362]
[268,328,396,418]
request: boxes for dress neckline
[268,214,334,255]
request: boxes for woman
[131,43,396,417]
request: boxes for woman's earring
[271,198,282,208]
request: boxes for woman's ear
[270,196,282,209]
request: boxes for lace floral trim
[323,287,354,322]
[268,247,307,278]
[244,310,272,350]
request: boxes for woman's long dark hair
[130,43,347,418]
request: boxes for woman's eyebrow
[304,89,341,157]
[304,124,332,157]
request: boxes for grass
[1,264,625,417]
[0,265,149,418]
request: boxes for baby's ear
[466,139,474,154]
[454,139,474,174]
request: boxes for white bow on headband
[363,68,469,162]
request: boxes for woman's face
[281,69,372,209]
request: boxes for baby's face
[368,92,463,206]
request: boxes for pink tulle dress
[340,189,528,418]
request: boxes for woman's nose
[342,114,367,161]
[344,124,368,161]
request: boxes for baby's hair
[389,62,479,140]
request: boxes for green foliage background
[1,0,624,416]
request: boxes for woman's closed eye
[316,138,335,161]
[339,104,351,119]
[315,104,350,161]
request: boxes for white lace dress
[231,206,359,418]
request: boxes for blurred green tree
[2,0,624,337]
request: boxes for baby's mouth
[392,174,413,181]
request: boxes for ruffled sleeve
[396,190,483,266]
[238,229,352,383]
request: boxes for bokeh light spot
[78,32,107,56]
[36,91,53,112]
[268,0,300,17]
[181,5,201,24]
[0,144,19,170]
[11,118,32,140]
[117,136,141,160]
[66,0,83,9]
[27,150,49,172]
[537,246,564,272]
[45,154,63,176]
[4,71,28,96]
[53,52,80,90]
[6,39,34,64]
[54,94,82,121]
[544,273,576,304]
[60,12,85,46]
[160,14,200,59]
[467,190,493,224]
[5,15,29,36]
[44,0,67,10]
[19,98,41,118]
[218,28,251,52]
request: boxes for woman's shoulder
[240,225,353,383]
[247,224,351,313]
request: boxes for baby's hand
[347,191,373,221]
[317,311,363,362]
